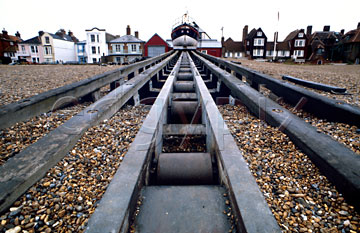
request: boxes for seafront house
[283,29,307,62]
[76,40,87,63]
[18,36,44,63]
[0,29,22,64]
[244,27,267,59]
[37,30,78,63]
[85,27,116,64]
[307,26,342,64]
[222,37,245,58]
[336,22,360,64]
[107,25,145,64]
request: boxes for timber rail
[0,50,359,232]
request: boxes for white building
[38,30,78,63]
[85,27,116,63]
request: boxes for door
[148,46,165,57]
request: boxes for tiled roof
[223,37,245,52]
[344,29,360,43]
[50,33,76,42]
[106,33,117,43]
[246,28,257,39]
[284,30,300,41]
[20,36,41,44]
[198,39,221,48]
[267,41,290,51]
[110,35,144,43]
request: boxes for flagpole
[273,11,279,61]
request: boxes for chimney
[135,31,139,38]
[15,31,21,38]
[126,25,131,35]
[306,25,312,37]
[341,29,345,35]
[38,31,44,37]
[2,29,9,38]
[242,25,248,43]
[323,25,330,32]
[68,30,73,37]
[358,22,360,29]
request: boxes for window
[91,35,95,42]
[97,35,99,42]
[254,38,264,46]
[92,46,96,54]
[247,41,249,46]
[201,50,207,54]
[131,44,137,52]
[93,58,97,63]
[44,46,52,55]
[21,45,25,52]
[31,46,35,53]
[225,52,229,57]
[295,39,306,47]
[116,57,121,62]
[35,46,38,53]
[253,49,264,57]
[37,58,40,63]
[98,46,100,54]
[115,44,122,52]
[45,36,50,44]
[298,33,304,38]
[10,42,14,45]
[32,58,36,63]
[294,50,304,57]
[257,31,262,36]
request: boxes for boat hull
[172,35,198,48]
[171,23,199,49]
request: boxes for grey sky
[1,0,359,42]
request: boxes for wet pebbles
[0,105,149,233]
[219,104,360,233]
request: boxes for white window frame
[115,44,122,52]
[92,46,96,54]
[91,35,95,43]
[298,33,304,38]
[44,46,52,55]
[257,31,262,36]
[21,45,25,52]
[294,50,304,57]
[295,39,306,47]
[131,44,137,52]
[253,49,264,57]
[254,38,264,46]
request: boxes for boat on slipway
[171,13,200,50]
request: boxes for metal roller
[170,101,199,124]
[157,152,213,185]
[174,81,195,92]
[177,73,193,81]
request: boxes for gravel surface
[219,104,359,233]
[227,59,360,107]
[0,65,121,106]
[276,100,360,155]
[0,105,149,233]
[0,102,91,166]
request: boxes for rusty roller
[174,81,195,92]
[157,152,213,185]
[170,101,200,124]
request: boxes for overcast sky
[1,0,359,42]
